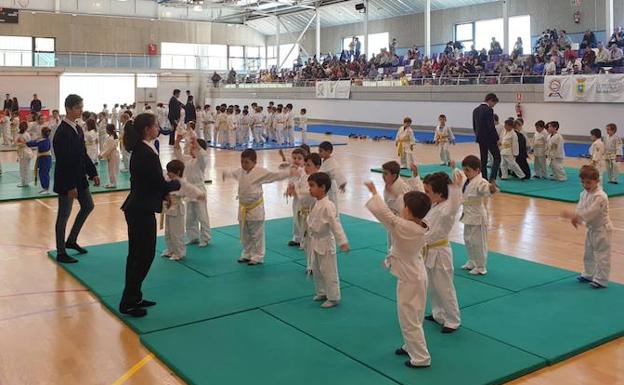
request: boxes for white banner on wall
[544,74,624,103]
[315,80,351,99]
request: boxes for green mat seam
[258,307,404,385]
[139,335,201,385]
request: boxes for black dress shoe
[287,241,300,247]
[137,299,157,308]
[442,326,458,334]
[65,242,88,254]
[120,307,147,317]
[425,315,440,324]
[56,253,78,264]
[394,347,408,356]
[405,360,431,369]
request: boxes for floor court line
[0,288,90,298]
[0,300,98,323]
[109,353,155,385]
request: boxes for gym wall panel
[0,73,60,113]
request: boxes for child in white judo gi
[422,171,462,333]
[458,155,497,275]
[285,103,296,145]
[285,148,307,247]
[274,106,287,145]
[174,133,211,247]
[381,161,424,253]
[364,180,432,368]
[98,124,120,189]
[604,123,622,184]
[500,118,525,179]
[434,114,455,166]
[161,160,206,261]
[119,111,132,172]
[318,141,347,214]
[395,117,416,168]
[223,149,293,265]
[562,165,612,288]
[203,105,215,143]
[299,108,308,144]
[589,128,605,181]
[532,120,548,179]
[547,121,567,181]
[307,172,349,308]
[15,121,33,187]
[288,152,322,272]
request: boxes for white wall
[0,73,59,112]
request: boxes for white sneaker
[461,261,475,270]
[312,295,327,302]
[198,241,209,247]
[469,267,488,275]
[169,255,183,261]
[321,300,339,309]
[16,184,28,188]
[38,189,49,194]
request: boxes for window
[455,23,474,50]
[246,46,261,72]
[137,74,158,88]
[341,32,388,55]
[343,35,364,52]
[0,35,32,67]
[161,42,227,70]
[509,15,531,53]
[279,44,299,69]
[475,18,504,52]
[464,15,531,53]
[228,45,244,71]
[206,44,227,70]
[34,37,55,67]
[60,73,135,113]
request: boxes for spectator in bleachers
[544,56,558,75]
[227,68,237,84]
[580,30,597,49]
[211,71,222,87]
[390,38,397,56]
[582,48,596,73]
[564,46,577,62]
[478,48,488,63]
[355,37,361,59]
[596,43,611,65]
[608,43,624,65]
[558,30,572,48]
[468,45,478,58]
[489,37,503,56]
[609,27,624,48]
[512,37,523,56]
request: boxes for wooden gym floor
[0,131,622,385]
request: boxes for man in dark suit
[167,89,183,145]
[3,94,12,111]
[30,94,42,115]
[184,95,196,124]
[53,94,100,263]
[472,93,501,182]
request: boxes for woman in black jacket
[119,113,180,317]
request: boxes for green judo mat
[49,215,624,385]
[370,164,624,203]
[0,160,130,202]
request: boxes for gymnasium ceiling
[158,0,500,35]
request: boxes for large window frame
[454,15,531,53]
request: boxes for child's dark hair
[547,121,560,130]
[299,143,311,155]
[403,191,431,219]
[579,165,600,181]
[308,172,331,192]
[41,127,51,138]
[535,120,545,128]
[606,123,618,132]
[423,172,451,199]
[319,141,333,152]
[292,148,305,157]
[504,118,515,127]
[301,108,307,114]
[382,161,401,176]
[494,113,499,122]
[403,117,412,125]
[305,153,322,167]
[19,121,28,133]
[438,114,447,119]
[241,148,257,162]
[462,155,481,170]
[106,123,118,139]
[167,159,185,177]
[590,128,602,139]
[197,138,207,150]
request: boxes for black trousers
[168,117,177,145]
[479,141,501,181]
[120,209,157,310]
[516,155,531,179]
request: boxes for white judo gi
[319,156,347,214]
[547,132,566,181]
[395,125,416,168]
[604,134,622,183]
[576,186,612,287]
[289,166,308,244]
[223,166,291,263]
[532,130,548,178]
[174,145,211,246]
[16,132,33,186]
[366,194,431,367]
[275,113,286,145]
[458,172,492,272]
[435,125,455,165]
[383,176,424,252]
[203,109,215,143]
[292,170,317,270]
[307,195,348,302]
[99,135,120,187]
[120,121,131,171]
[285,110,295,145]
[500,130,525,179]
[299,114,308,144]
[422,182,462,330]
[251,113,265,145]
[589,138,606,179]
[162,179,205,260]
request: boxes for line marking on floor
[0,289,89,298]
[34,199,55,210]
[110,353,155,385]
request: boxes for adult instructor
[119,113,180,317]
[472,93,501,182]
[54,94,100,264]
[167,89,183,145]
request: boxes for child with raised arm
[364,180,432,369]
[307,172,349,308]
[604,123,622,184]
[547,121,567,181]
[434,114,455,166]
[223,149,294,265]
[319,141,347,213]
[395,117,416,168]
[458,155,497,275]
[422,171,462,333]
[562,165,612,288]
[161,160,206,261]
[532,120,548,179]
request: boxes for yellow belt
[463,197,483,206]
[421,239,449,260]
[240,197,264,236]
[397,139,410,157]
[298,207,311,219]
[605,152,617,160]
[501,143,511,149]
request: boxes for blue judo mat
[303,124,592,157]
